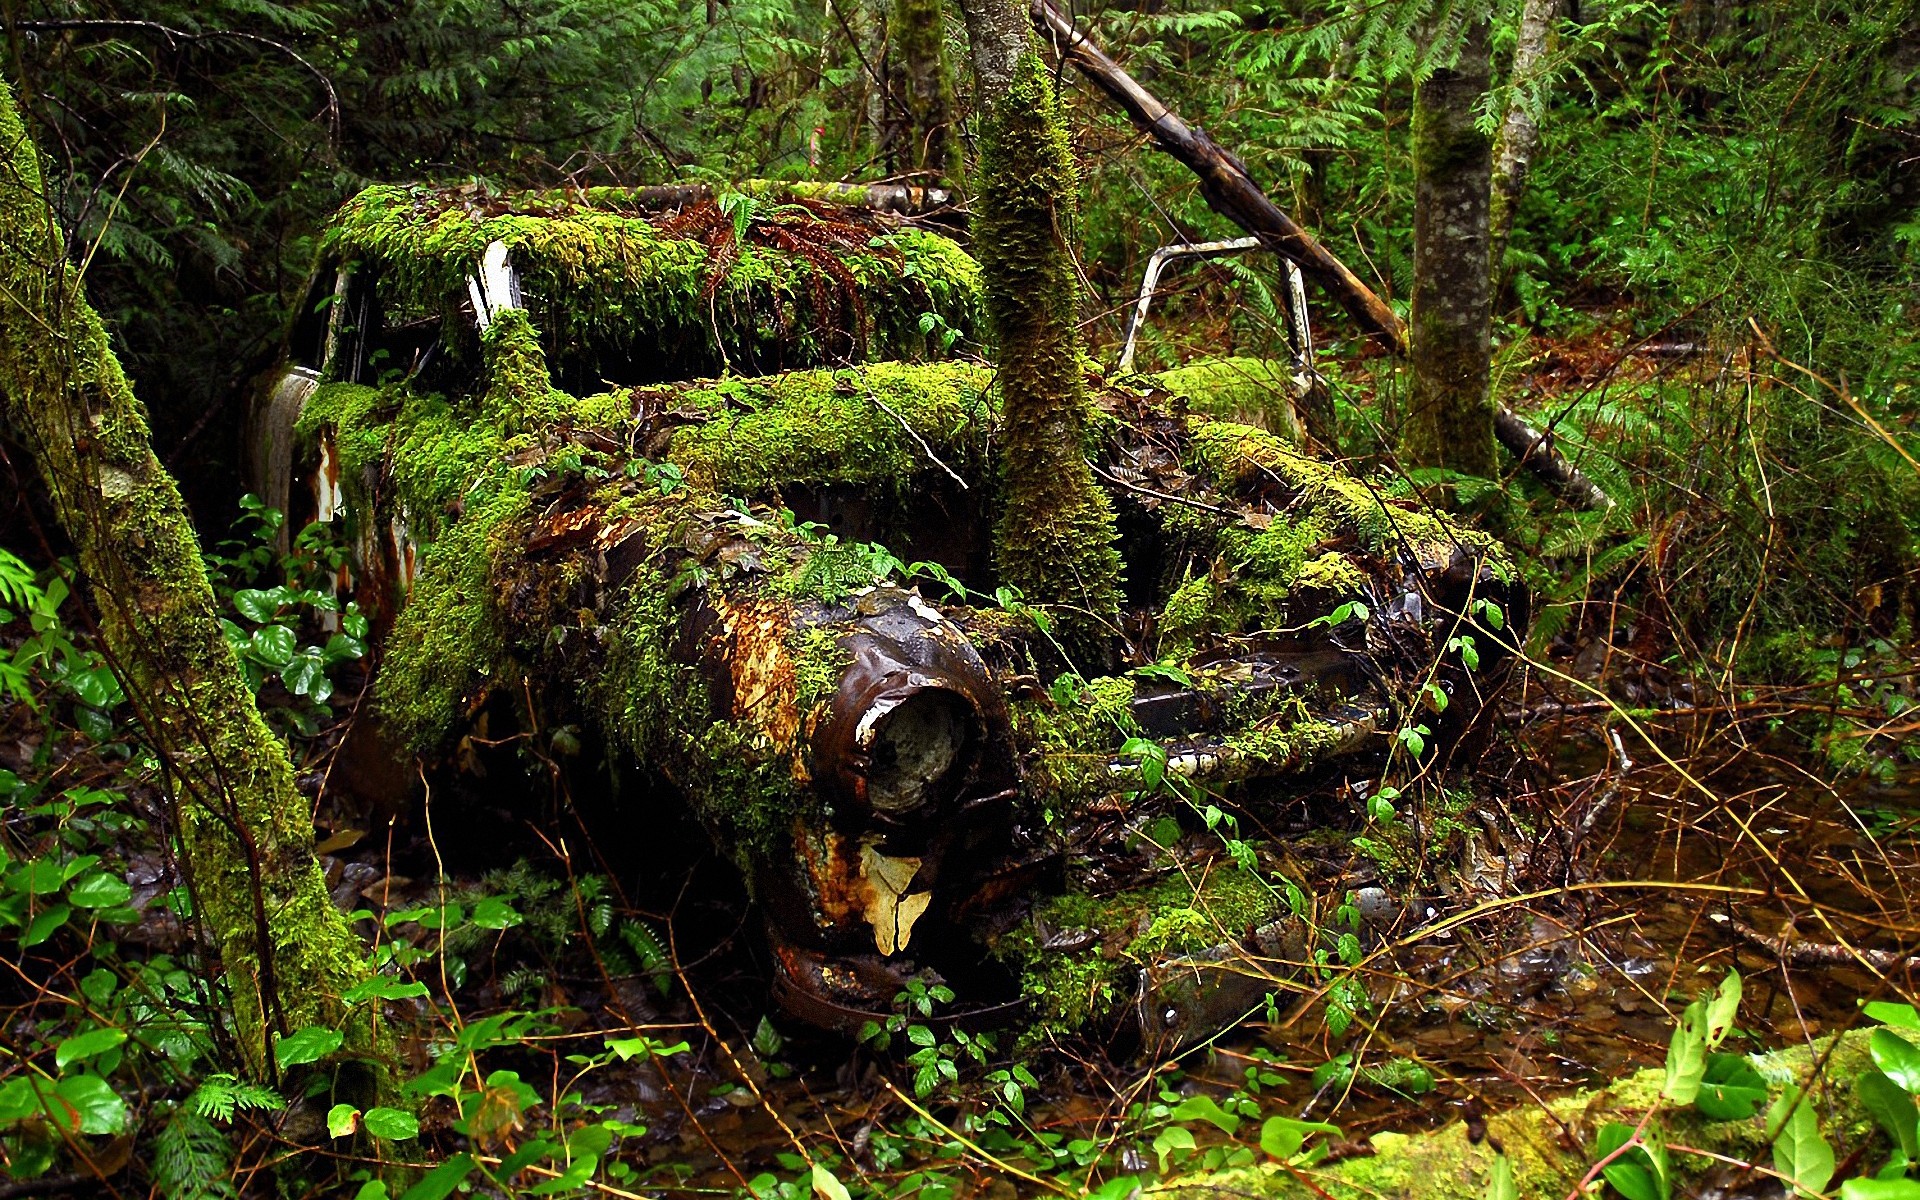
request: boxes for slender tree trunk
[0,77,376,1086]
[1402,19,1497,477]
[959,1,1122,643]
[1488,0,1563,283]
[884,0,959,183]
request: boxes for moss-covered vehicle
[252,183,1525,1047]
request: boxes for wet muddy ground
[590,691,1920,1194]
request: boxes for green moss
[321,184,981,383]
[1005,868,1282,1035]
[976,50,1123,635]
[664,361,995,496]
[1083,675,1140,735]
[1159,1032,1879,1200]
[1152,357,1301,440]
[790,625,851,713]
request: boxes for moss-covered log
[0,76,375,1083]
[1161,1031,1879,1199]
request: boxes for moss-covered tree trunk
[961,0,1122,644]
[884,0,959,184]
[1401,19,1498,477]
[1488,0,1563,284]
[0,77,374,1083]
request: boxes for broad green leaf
[399,1153,475,1200]
[1769,1085,1836,1197]
[342,977,430,1003]
[23,904,70,946]
[67,872,131,908]
[1843,1179,1920,1200]
[274,1025,344,1069]
[53,1073,125,1135]
[1663,999,1710,1104]
[281,652,329,701]
[811,1164,852,1200]
[1596,1123,1666,1200]
[1484,1154,1516,1200]
[55,1027,127,1070]
[1860,1068,1920,1159]
[328,1103,360,1138]
[1876,1030,1920,1094]
[363,1107,419,1140]
[1694,1053,1768,1120]
[1169,1094,1241,1135]
[13,858,64,895]
[1866,1002,1920,1031]
[470,897,523,930]
[233,589,282,622]
[1703,971,1742,1047]
[0,1077,40,1123]
[1152,1125,1196,1172]
[1260,1115,1341,1161]
[249,624,296,667]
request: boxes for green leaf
[470,897,523,930]
[1843,1179,1920,1200]
[1484,1154,1516,1200]
[67,872,131,908]
[1596,1123,1665,1200]
[53,1074,125,1135]
[363,1107,419,1140]
[1259,1115,1341,1161]
[281,651,330,701]
[1169,1095,1241,1135]
[23,903,70,946]
[1876,1030,1920,1094]
[1860,1068,1920,1159]
[1663,999,1710,1104]
[274,1025,344,1069]
[1152,1125,1196,1172]
[1866,1002,1920,1031]
[233,589,282,622]
[1703,971,1742,1047]
[811,1164,852,1200]
[342,977,430,1003]
[54,1027,127,1071]
[1694,1053,1768,1120]
[0,1077,39,1123]
[399,1153,475,1200]
[328,1103,360,1138]
[249,624,296,667]
[1769,1085,1836,1198]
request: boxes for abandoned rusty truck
[249,183,1526,1048]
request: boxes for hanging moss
[976,50,1123,637]
[320,184,982,385]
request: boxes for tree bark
[1488,0,1563,282]
[959,3,1121,643]
[0,76,375,1085]
[1402,19,1498,477]
[883,0,959,184]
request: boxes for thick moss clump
[320,184,981,385]
[1003,868,1282,1035]
[1161,1031,1878,1199]
[1152,357,1302,440]
[975,51,1123,636]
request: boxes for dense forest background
[0,0,1918,1197]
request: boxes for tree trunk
[1488,0,1563,283]
[959,4,1122,643]
[884,0,959,184]
[0,77,375,1085]
[1402,20,1498,477]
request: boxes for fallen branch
[1032,0,1614,511]
[1718,915,1920,972]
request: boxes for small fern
[154,1107,239,1200]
